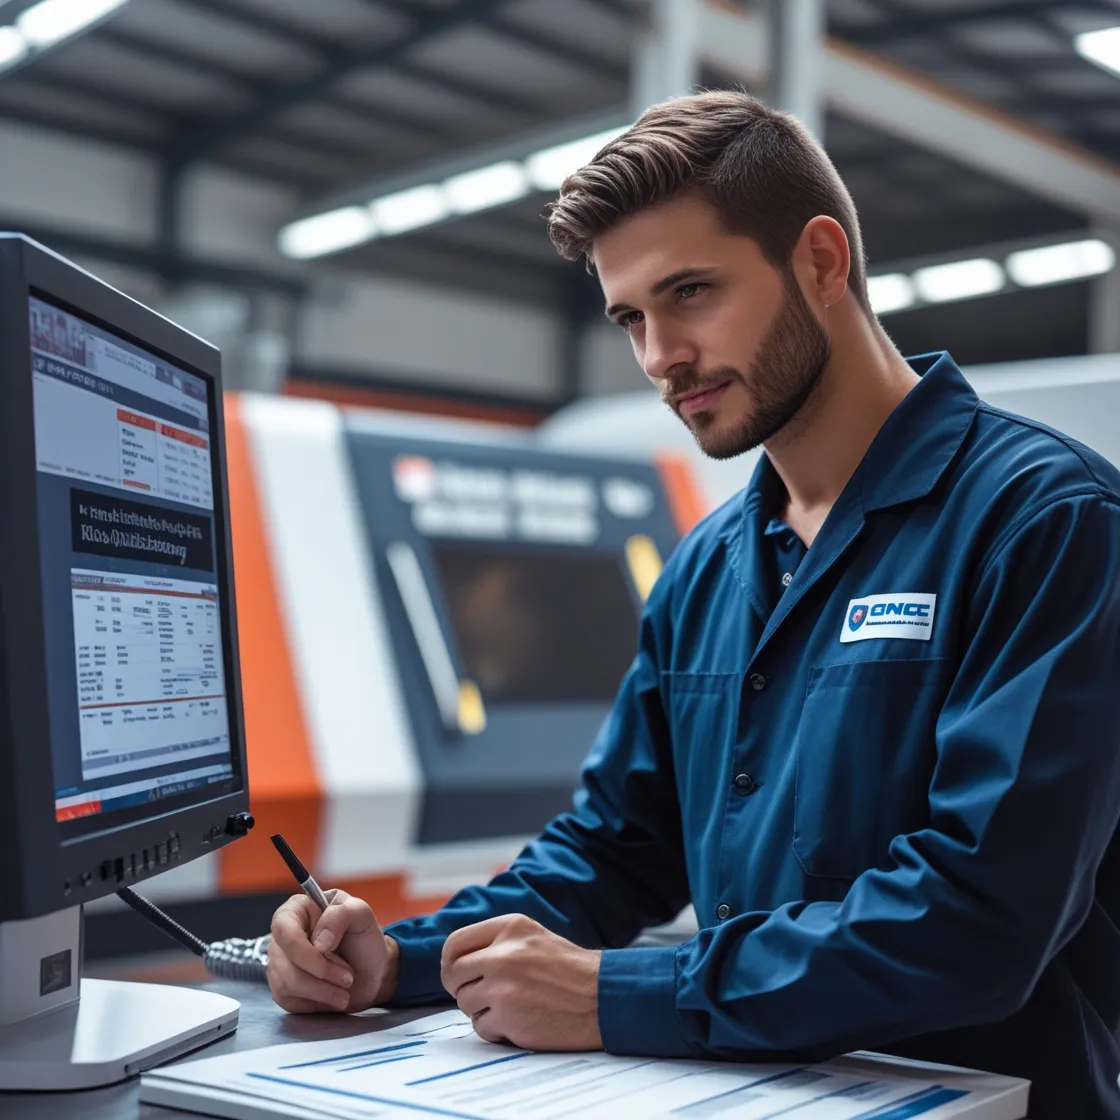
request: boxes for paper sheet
[141,1009,1029,1120]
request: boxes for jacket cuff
[382,923,450,1007]
[598,946,688,1057]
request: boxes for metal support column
[560,270,606,403]
[630,0,703,118]
[768,0,826,140]
[157,156,187,286]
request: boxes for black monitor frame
[0,234,250,924]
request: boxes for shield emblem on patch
[848,604,868,632]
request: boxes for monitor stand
[0,903,239,1091]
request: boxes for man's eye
[677,283,704,300]
[620,311,644,330]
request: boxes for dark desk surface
[6,980,436,1119]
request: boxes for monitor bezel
[0,234,251,923]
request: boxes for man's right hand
[268,890,399,1014]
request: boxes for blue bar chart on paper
[140,1010,1029,1119]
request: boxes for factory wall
[180,163,300,272]
[0,120,567,401]
[580,319,643,397]
[0,122,157,243]
[297,272,564,400]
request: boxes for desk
[5,981,1034,1120]
[5,980,435,1119]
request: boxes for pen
[271,832,331,912]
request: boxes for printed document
[140,1008,1028,1120]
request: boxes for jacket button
[716,903,732,921]
[733,773,757,795]
[749,672,767,691]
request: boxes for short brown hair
[548,91,872,316]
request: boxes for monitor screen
[29,295,236,837]
[429,542,638,704]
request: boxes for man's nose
[643,321,697,383]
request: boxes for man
[269,92,1120,1119]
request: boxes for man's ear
[795,216,851,310]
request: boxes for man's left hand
[441,915,602,1050]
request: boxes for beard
[667,274,831,460]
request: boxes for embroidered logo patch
[848,603,868,632]
[840,593,937,643]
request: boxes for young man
[268,92,1120,1119]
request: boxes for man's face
[595,196,830,459]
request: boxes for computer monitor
[0,235,251,1089]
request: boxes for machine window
[430,543,638,704]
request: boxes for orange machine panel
[219,394,323,894]
[656,453,708,534]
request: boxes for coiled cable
[116,886,271,983]
[202,934,271,983]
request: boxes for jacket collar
[857,351,979,513]
[743,350,978,521]
[733,352,978,656]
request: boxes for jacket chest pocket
[664,672,741,861]
[793,658,944,880]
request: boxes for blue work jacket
[387,353,1120,1119]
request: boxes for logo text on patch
[841,593,937,643]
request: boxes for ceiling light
[1006,238,1116,287]
[278,206,376,260]
[867,273,916,315]
[0,25,27,71]
[525,126,628,191]
[17,0,129,49]
[370,184,449,235]
[443,161,529,215]
[912,258,1005,304]
[1075,26,1120,78]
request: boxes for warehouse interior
[3,0,1119,942]
[4,1,1120,1112]
[3,0,1120,413]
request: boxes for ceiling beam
[389,58,541,114]
[294,105,626,214]
[290,0,1120,237]
[12,68,188,123]
[10,69,368,167]
[847,0,1120,172]
[181,0,543,115]
[170,0,358,53]
[845,0,1116,45]
[168,0,516,162]
[1071,128,1120,161]
[581,0,636,21]
[833,10,1079,75]
[372,0,627,81]
[173,0,541,117]
[700,1,1120,224]
[0,82,325,190]
[96,25,261,88]
[0,102,159,152]
[1,219,309,294]
[848,0,1076,122]
[224,127,382,168]
[95,25,451,140]
[478,16,627,81]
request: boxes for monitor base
[0,978,239,1091]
